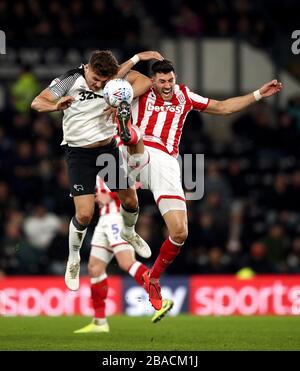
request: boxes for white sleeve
[48,66,83,98]
[48,73,79,98]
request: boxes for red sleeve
[186,86,210,111]
[109,191,118,200]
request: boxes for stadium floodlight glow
[0,30,6,54]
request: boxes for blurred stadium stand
[1,0,300,277]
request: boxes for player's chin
[162,92,172,101]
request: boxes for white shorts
[90,213,134,263]
[140,146,186,216]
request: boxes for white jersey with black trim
[49,65,116,147]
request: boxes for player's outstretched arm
[31,88,74,112]
[204,79,283,116]
[117,51,164,79]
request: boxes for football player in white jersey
[125,59,282,310]
[31,50,163,291]
[73,174,173,333]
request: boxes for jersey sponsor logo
[78,91,103,101]
[146,101,184,114]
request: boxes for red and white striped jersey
[131,84,210,157]
[96,175,121,216]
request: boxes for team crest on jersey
[149,91,156,99]
[176,91,186,105]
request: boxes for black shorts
[64,139,132,196]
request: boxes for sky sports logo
[0,30,5,54]
[1,277,300,316]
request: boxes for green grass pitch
[1,315,300,351]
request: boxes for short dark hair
[89,50,119,77]
[151,59,175,75]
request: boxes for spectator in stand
[0,221,25,275]
[23,204,61,273]
[10,66,40,114]
[287,237,300,273]
[47,218,70,275]
[239,241,275,274]
[172,5,203,38]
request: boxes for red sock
[91,278,108,318]
[128,261,148,287]
[127,125,140,145]
[150,237,182,279]
[117,117,140,145]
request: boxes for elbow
[31,97,41,112]
[31,98,38,111]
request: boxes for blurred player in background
[74,173,173,333]
[122,59,282,310]
[31,50,163,291]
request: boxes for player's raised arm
[127,70,153,98]
[111,51,164,101]
[204,79,283,116]
[31,69,80,113]
[31,88,74,112]
[117,51,164,79]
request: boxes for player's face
[85,65,110,91]
[152,72,176,101]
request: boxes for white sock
[127,151,149,170]
[68,218,87,262]
[120,205,138,235]
[90,273,107,284]
[127,150,149,182]
[128,261,142,277]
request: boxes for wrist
[253,89,262,101]
[130,54,140,65]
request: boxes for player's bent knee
[88,262,105,277]
[76,211,93,226]
[121,196,138,211]
[170,228,188,244]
